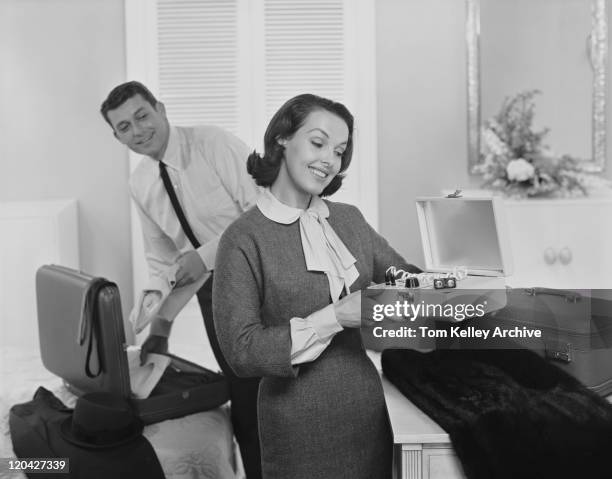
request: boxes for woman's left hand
[334,290,386,328]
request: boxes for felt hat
[10,387,165,478]
[59,391,144,449]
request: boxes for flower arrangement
[474,90,610,198]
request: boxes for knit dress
[213,200,415,479]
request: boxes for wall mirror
[467,0,608,173]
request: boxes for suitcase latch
[545,342,572,363]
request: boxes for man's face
[106,94,170,160]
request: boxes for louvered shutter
[126,0,378,306]
[253,0,376,216]
[156,0,241,135]
[262,0,345,120]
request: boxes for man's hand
[140,334,169,365]
[175,250,206,287]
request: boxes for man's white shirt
[129,125,260,328]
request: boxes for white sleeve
[289,304,343,365]
[131,193,202,330]
[209,129,260,212]
[191,129,260,271]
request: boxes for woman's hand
[333,290,384,328]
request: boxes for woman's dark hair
[247,93,354,197]
[100,81,159,127]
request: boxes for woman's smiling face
[272,109,349,209]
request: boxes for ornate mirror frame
[466,0,608,173]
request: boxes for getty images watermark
[361,288,550,350]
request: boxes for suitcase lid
[36,265,231,423]
[415,196,514,277]
[36,265,131,397]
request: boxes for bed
[0,345,243,479]
[0,200,245,478]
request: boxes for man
[100,81,261,478]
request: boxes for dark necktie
[158,161,201,249]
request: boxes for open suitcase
[35,264,229,424]
[451,287,612,396]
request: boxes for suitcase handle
[523,287,582,303]
[79,278,111,379]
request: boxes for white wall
[0,0,133,325]
[376,0,478,265]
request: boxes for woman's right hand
[334,290,382,328]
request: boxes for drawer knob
[543,247,557,265]
[559,247,573,265]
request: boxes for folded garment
[129,264,179,334]
[382,348,612,479]
[125,346,172,399]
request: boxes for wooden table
[382,377,465,479]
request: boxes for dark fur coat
[382,348,612,479]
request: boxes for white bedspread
[0,346,242,479]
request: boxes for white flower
[482,127,508,156]
[506,158,535,182]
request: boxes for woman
[213,94,420,478]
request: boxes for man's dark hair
[100,81,159,127]
[246,93,354,197]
